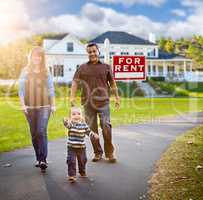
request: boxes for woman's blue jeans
[25,107,51,162]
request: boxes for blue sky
[0,0,203,44]
[30,0,188,22]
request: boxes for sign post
[113,56,146,80]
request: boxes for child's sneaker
[68,176,76,183]
[80,173,88,178]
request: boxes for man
[70,43,120,163]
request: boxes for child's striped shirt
[63,119,94,148]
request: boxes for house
[43,33,87,83]
[43,31,194,83]
[90,31,193,82]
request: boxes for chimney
[149,33,156,43]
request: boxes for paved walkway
[1,112,203,200]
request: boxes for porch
[147,59,194,82]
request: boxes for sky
[0,0,203,44]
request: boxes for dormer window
[67,42,74,52]
[121,52,129,55]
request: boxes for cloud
[182,0,203,8]
[171,9,186,17]
[94,0,166,7]
[31,3,164,40]
[1,1,203,45]
[0,0,32,44]
[81,3,105,22]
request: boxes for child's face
[71,109,82,121]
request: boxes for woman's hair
[25,46,48,76]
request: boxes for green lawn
[1,97,203,152]
[149,125,203,200]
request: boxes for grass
[148,80,203,97]
[1,97,203,152]
[148,124,203,200]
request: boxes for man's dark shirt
[73,61,114,107]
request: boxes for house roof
[44,33,69,40]
[89,31,156,45]
[150,50,190,60]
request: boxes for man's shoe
[107,155,117,163]
[92,155,102,162]
[80,173,88,178]
[68,176,76,183]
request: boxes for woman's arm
[47,72,56,113]
[18,69,27,113]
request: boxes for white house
[43,31,195,83]
[43,33,87,83]
[90,31,193,82]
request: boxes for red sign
[113,56,146,80]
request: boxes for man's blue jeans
[84,103,114,158]
[25,107,51,162]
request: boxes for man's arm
[70,80,78,106]
[110,79,119,99]
[107,65,120,109]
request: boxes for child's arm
[63,117,72,129]
[84,124,99,139]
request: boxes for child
[63,107,99,183]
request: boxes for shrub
[149,77,165,82]
[174,88,189,97]
[116,81,145,97]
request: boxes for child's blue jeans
[67,147,87,177]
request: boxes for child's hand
[93,133,99,140]
[63,117,72,128]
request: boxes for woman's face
[31,50,42,66]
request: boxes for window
[121,52,129,55]
[153,65,156,73]
[147,48,156,57]
[53,65,64,77]
[110,52,115,56]
[67,42,74,52]
[49,66,52,75]
[134,52,144,55]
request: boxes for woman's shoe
[35,161,40,167]
[40,161,48,173]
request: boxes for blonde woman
[18,46,55,172]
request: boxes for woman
[18,46,55,172]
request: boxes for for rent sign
[113,56,146,80]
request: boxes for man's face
[86,45,99,63]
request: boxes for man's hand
[114,97,120,110]
[70,97,76,107]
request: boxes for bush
[174,88,189,97]
[116,81,145,97]
[148,79,162,94]
[149,77,165,82]
[0,85,18,97]
[158,82,175,94]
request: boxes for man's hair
[86,42,99,50]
